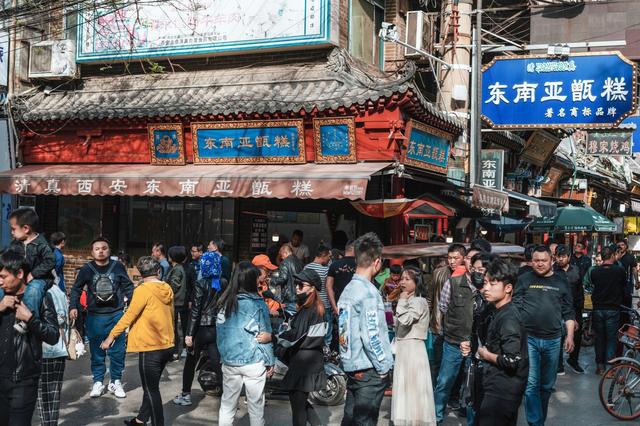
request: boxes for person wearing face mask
[337,232,393,426]
[274,269,327,426]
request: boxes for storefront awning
[0,163,393,200]
[506,190,557,218]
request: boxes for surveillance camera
[381,22,395,30]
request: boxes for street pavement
[49,346,627,425]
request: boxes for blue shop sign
[403,120,451,174]
[482,52,637,129]
[192,120,305,164]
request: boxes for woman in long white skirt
[392,266,437,426]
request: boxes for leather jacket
[187,278,219,336]
[3,293,59,382]
[271,255,303,305]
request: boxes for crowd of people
[0,205,638,426]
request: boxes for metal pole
[473,0,483,185]
[470,27,478,186]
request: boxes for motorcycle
[267,350,347,406]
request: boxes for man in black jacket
[476,258,528,426]
[554,244,585,374]
[70,237,133,399]
[271,244,303,316]
[514,245,575,426]
[0,249,59,426]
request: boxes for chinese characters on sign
[77,0,332,62]
[250,217,268,253]
[313,117,357,163]
[480,150,504,190]
[521,131,560,167]
[482,53,637,128]
[472,185,509,216]
[403,120,452,174]
[192,120,305,164]
[585,131,633,156]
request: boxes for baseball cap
[293,268,322,291]
[252,254,277,271]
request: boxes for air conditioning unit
[405,10,434,58]
[29,40,77,79]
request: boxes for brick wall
[339,0,349,49]
[384,0,408,72]
[61,251,93,292]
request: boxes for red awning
[350,198,417,218]
[0,163,392,200]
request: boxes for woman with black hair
[166,246,187,360]
[391,266,437,425]
[275,268,327,426]
[216,262,274,426]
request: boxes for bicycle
[598,306,640,420]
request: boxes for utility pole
[473,0,482,185]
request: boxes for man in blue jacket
[338,232,393,426]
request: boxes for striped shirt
[304,262,330,308]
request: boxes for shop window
[58,197,102,250]
[350,0,385,68]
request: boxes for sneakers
[567,359,585,374]
[173,393,192,406]
[557,363,565,376]
[108,380,126,398]
[180,348,188,359]
[90,382,105,398]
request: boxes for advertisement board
[77,0,335,62]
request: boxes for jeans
[138,348,173,426]
[174,307,189,356]
[289,390,321,426]
[219,362,267,426]
[182,326,223,393]
[525,336,561,426]
[86,311,126,383]
[434,340,468,423]
[430,334,444,390]
[323,310,333,348]
[0,376,39,426]
[0,279,45,319]
[593,310,621,368]
[341,368,389,426]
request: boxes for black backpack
[87,261,117,305]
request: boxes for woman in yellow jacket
[101,256,175,426]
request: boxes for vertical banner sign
[482,52,637,129]
[250,217,268,253]
[480,150,504,190]
[0,31,8,87]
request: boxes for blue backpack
[200,252,222,291]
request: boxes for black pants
[174,307,189,356]
[341,369,389,426]
[0,376,39,426]
[476,394,520,426]
[138,348,173,426]
[289,390,321,426]
[569,307,583,364]
[182,326,223,393]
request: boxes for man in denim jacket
[338,232,393,426]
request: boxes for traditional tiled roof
[14,49,463,133]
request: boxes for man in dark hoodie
[271,244,303,316]
[0,249,59,425]
[70,237,133,400]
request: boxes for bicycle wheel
[599,362,640,420]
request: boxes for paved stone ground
[47,346,627,425]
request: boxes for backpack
[87,261,117,305]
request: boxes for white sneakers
[91,380,126,398]
[90,382,105,398]
[108,380,127,398]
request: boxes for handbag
[66,319,84,360]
